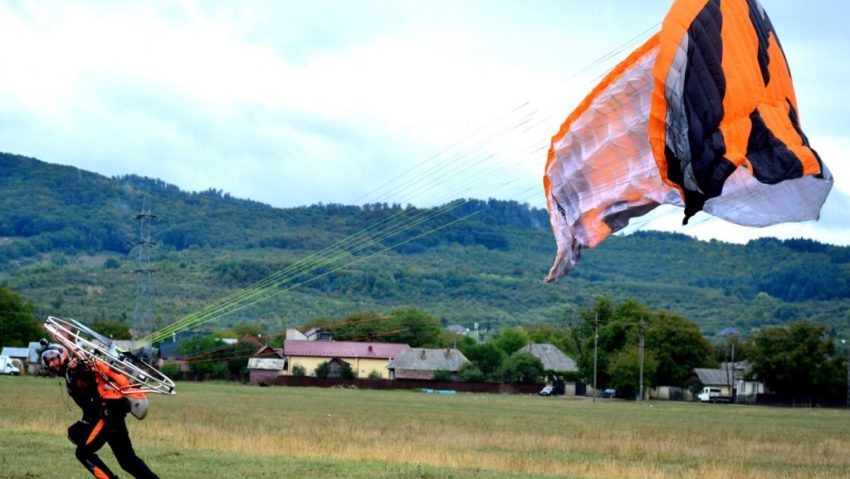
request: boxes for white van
[0,355,21,376]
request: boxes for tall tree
[608,347,658,399]
[646,311,714,385]
[573,297,713,391]
[492,326,529,355]
[386,307,443,347]
[749,321,844,402]
[0,286,41,347]
[177,335,228,380]
[499,352,544,384]
[459,342,507,381]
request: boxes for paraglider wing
[649,0,831,224]
[544,0,832,282]
[544,34,682,281]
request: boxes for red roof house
[283,340,409,379]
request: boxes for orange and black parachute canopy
[649,0,824,222]
[543,0,832,281]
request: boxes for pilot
[41,342,159,479]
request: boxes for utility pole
[593,313,599,404]
[722,329,738,400]
[730,341,736,404]
[132,195,157,344]
[638,320,645,402]
[724,338,731,394]
[843,339,850,409]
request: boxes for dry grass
[1,376,848,478]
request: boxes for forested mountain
[1,153,848,338]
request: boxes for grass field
[1,376,848,478]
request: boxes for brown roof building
[387,348,469,380]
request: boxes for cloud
[0,1,846,246]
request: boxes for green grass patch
[1,376,848,478]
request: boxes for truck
[697,386,732,403]
[0,355,21,376]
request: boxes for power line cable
[142,27,680,340]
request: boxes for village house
[286,328,307,340]
[516,343,578,374]
[720,361,765,403]
[386,348,469,380]
[283,340,409,379]
[692,367,735,398]
[445,325,469,336]
[247,345,286,386]
[692,362,765,402]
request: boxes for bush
[340,362,356,379]
[314,361,356,379]
[160,362,182,380]
[459,363,486,383]
[499,353,544,384]
[368,370,382,380]
[291,364,306,377]
[432,369,453,382]
[315,361,330,378]
[103,258,121,269]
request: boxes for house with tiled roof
[283,340,409,379]
[248,346,287,385]
[1,346,29,362]
[516,343,578,373]
[387,348,469,380]
[692,362,764,403]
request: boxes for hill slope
[1,153,848,338]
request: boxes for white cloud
[0,0,846,246]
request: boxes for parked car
[0,355,21,376]
[600,388,617,398]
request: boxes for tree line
[156,296,849,403]
[2,282,846,404]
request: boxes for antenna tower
[132,195,157,342]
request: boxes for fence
[272,375,544,394]
[755,393,847,408]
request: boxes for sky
[0,0,848,245]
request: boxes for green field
[1,376,848,478]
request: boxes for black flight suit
[65,359,159,479]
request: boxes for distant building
[26,341,43,374]
[692,363,764,402]
[283,340,409,379]
[445,325,469,335]
[1,346,29,374]
[255,345,285,358]
[516,343,578,374]
[387,348,469,380]
[692,368,735,397]
[286,328,307,340]
[248,346,287,386]
[157,331,204,361]
[445,324,483,341]
[302,328,332,341]
[1,346,28,361]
